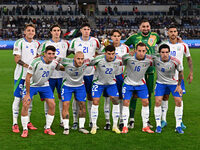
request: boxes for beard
[142,31,149,36]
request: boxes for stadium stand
[0,0,199,40]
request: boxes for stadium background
[0,0,200,149]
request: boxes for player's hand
[129,51,135,56]
[23,94,31,105]
[174,85,183,96]
[187,72,193,84]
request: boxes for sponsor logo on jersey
[26,46,29,48]
[157,63,160,66]
[161,68,165,72]
[101,65,106,67]
[78,44,82,47]
[131,62,135,65]
[69,68,73,71]
[40,68,43,70]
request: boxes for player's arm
[174,71,183,96]
[124,35,134,47]
[186,56,193,84]
[122,53,130,65]
[14,54,29,68]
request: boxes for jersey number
[30,49,34,55]
[56,48,60,55]
[92,85,98,92]
[105,68,113,74]
[42,71,49,77]
[134,66,141,72]
[83,47,88,53]
[170,51,176,56]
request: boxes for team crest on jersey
[177,46,181,51]
[62,44,66,48]
[149,38,154,44]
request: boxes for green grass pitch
[0,49,200,150]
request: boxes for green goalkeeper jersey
[124,32,161,74]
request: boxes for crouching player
[90,45,122,134]
[121,42,154,134]
[60,51,89,135]
[20,46,59,138]
[154,44,184,134]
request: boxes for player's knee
[123,100,130,106]
[163,95,169,101]
[142,99,149,106]
[111,96,119,105]
[48,100,56,110]
[175,100,182,107]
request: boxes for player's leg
[154,83,167,133]
[55,78,64,127]
[20,87,36,138]
[103,90,111,130]
[61,85,72,135]
[180,80,187,129]
[27,99,37,130]
[12,79,24,132]
[128,95,137,128]
[161,94,169,128]
[75,85,89,134]
[170,85,184,134]
[115,74,124,129]
[21,97,32,138]
[90,84,103,134]
[83,75,93,127]
[121,84,133,133]
[145,73,154,128]
[40,86,56,135]
[137,84,154,133]
[107,84,120,133]
[72,98,79,129]
[45,78,56,116]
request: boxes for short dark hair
[111,29,121,36]
[140,19,149,25]
[50,24,61,31]
[136,42,147,49]
[45,45,56,53]
[105,45,115,52]
[168,24,177,30]
[25,24,35,30]
[81,23,90,29]
[159,44,170,53]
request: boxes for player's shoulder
[31,56,42,66]
[170,56,181,64]
[14,38,24,46]
[150,32,159,36]
[33,39,40,46]
[94,54,105,61]
[146,54,153,60]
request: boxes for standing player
[69,23,100,129]
[154,44,184,134]
[100,29,129,130]
[124,19,161,128]
[121,43,154,134]
[12,24,39,133]
[160,25,193,129]
[21,46,59,138]
[38,24,69,127]
[60,51,89,135]
[90,45,121,134]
